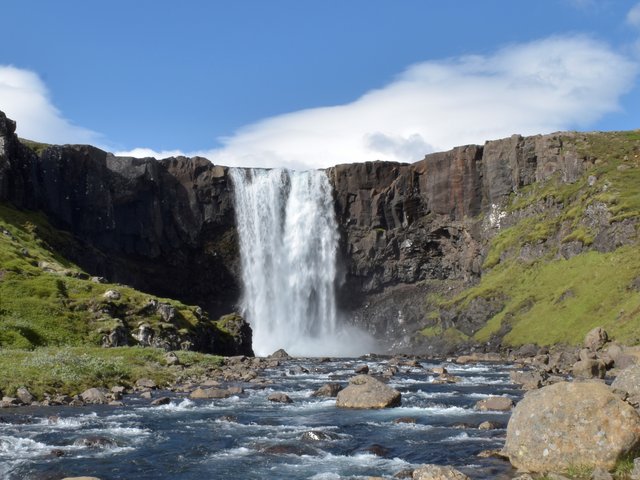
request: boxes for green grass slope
[0,203,231,397]
[423,130,640,348]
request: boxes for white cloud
[0,65,100,145]
[4,35,638,170]
[186,35,636,170]
[628,2,640,27]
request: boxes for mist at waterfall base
[230,168,375,357]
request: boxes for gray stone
[572,359,606,379]
[268,392,293,403]
[311,382,342,397]
[612,364,640,397]
[584,327,608,351]
[412,464,470,479]
[190,388,232,400]
[80,388,109,405]
[135,378,157,389]
[504,381,640,472]
[475,396,513,411]
[16,387,34,405]
[269,349,290,359]
[102,289,121,301]
[336,375,401,409]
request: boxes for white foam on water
[441,432,499,443]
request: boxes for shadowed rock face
[0,111,239,318]
[0,110,604,352]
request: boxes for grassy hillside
[422,130,640,348]
[0,203,231,397]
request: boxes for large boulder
[504,381,640,472]
[612,364,640,397]
[412,464,470,479]
[336,375,401,409]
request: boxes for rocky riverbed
[3,327,640,479]
[0,354,521,479]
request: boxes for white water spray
[230,168,373,357]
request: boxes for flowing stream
[0,358,520,479]
[230,168,371,357]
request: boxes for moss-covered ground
[0,202,226,397]
[421,130,640,348]
[0,346,223,399]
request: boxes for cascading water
[230,168,372,357]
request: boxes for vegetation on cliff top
[422,130,640,348]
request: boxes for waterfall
[230,168,371,357]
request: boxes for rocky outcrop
[504,381,640,472]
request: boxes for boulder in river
[474,396,513,411]
[269,348,290,359]
[268,392,293,403]
[504,381,640,472]
[190,387,233,399]
[336,375,401,409]
[311,382,342,397]
[412,464,470,479]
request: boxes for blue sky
[1,1,640,169]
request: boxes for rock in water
[311,382,342,397]
[504,381,640,472]
[269,348,290,359]
[412,464,470,479]
[267,392,293,403]
[336,375,401,409]
[474,396,513,411]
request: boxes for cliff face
[2,109,638,353]
[326,134,605,350]
[1,111,239,318]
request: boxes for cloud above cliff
[1,35,637,170]
[182,35,634,169]
[0,66,99,145]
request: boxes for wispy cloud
[2,35,638,170]
[0,66,100,145]
[628,2,640,27]
[186,35,635,169]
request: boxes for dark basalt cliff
[0,111,239,319]
[2,110,638,353]
[327,135,599,349]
